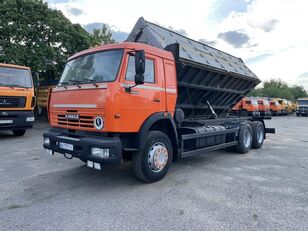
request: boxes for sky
[47,0,308,90]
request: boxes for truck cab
[275,98,288,115]
[296,98,308,116]
[270,99,282,116]
[231,97,260,116]
[257,98,271,116]
[0,63,35,136]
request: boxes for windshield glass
[59,49,124,85]
[251,99,258,106]
[263,100,269,106]
[297,100,308,105]
[0,66,32,88]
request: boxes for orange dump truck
[231,97,260,116]
[43,18,275,182]
[0,63,35,136]
[269,99,281,116]
[257,98,271,116]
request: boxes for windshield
[297,100,308,105]
[59,49,124,85]
[0,66,32,88]
[251,99,258,106]
[263,100,269,106]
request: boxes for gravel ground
[0,116,307,231]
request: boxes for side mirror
[135,50,145,85]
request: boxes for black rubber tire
[235,123,252,154]
[251,121,264,149]
[13,129,26,136]
[132,131,173,183]
[296,114,300,117]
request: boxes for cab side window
[125,56,155,83]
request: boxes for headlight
[26,117,35,122]
[91,147,109,158]
[44,137,50,145]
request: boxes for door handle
[153,98,160,102]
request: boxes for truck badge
[94,116,104,130]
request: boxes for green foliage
[0,0,114,81]
[248,79,308,100]
[92,25,115,45]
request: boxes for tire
[251,121,264,149]
[13,129,26,136]
[132,131,173,183]
[235,123,252,154]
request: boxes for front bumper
[296,109,308,116]
[260,111,271,116]
[43,129,122,164]
[250,111,261,116]
[0,111,34,131]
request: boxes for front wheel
[132,131,173,183]
[13,129,26,136]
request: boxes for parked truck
[296,98,308,116]
[43,18,275,182]
[257,98,271,116]
[270,99,282,116]
[231,97,260,116]
[0,63,35,136]
[273,98,289,115]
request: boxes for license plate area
[59,142,74,151]
[0,120,13,124]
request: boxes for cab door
[120,52,165,132]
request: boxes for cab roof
[0,63,30,70]
[68,42,175,62]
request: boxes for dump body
[126,17,260,118]
[0,63,35,134]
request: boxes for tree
[290,85,307,100]
[248,79,307,100]
[92,25,115,45]
[0,0,104,79]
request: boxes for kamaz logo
[65,114,80,120]
[0,99,10,105]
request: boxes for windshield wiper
[79,78,98,87]
[59,80,82,88]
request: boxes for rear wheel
[132,131,172,183]
[235,123,252,154]
[251,121,264,149]
[13,129,26,136]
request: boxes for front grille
[57,114,94,128]
[0,96,26,108]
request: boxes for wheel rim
[147,142,168,173]
[243,129,252,148]
[257,127,264,143]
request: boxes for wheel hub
[148,142,168,172]
[257,127,264,143]
[243,130,252,148]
